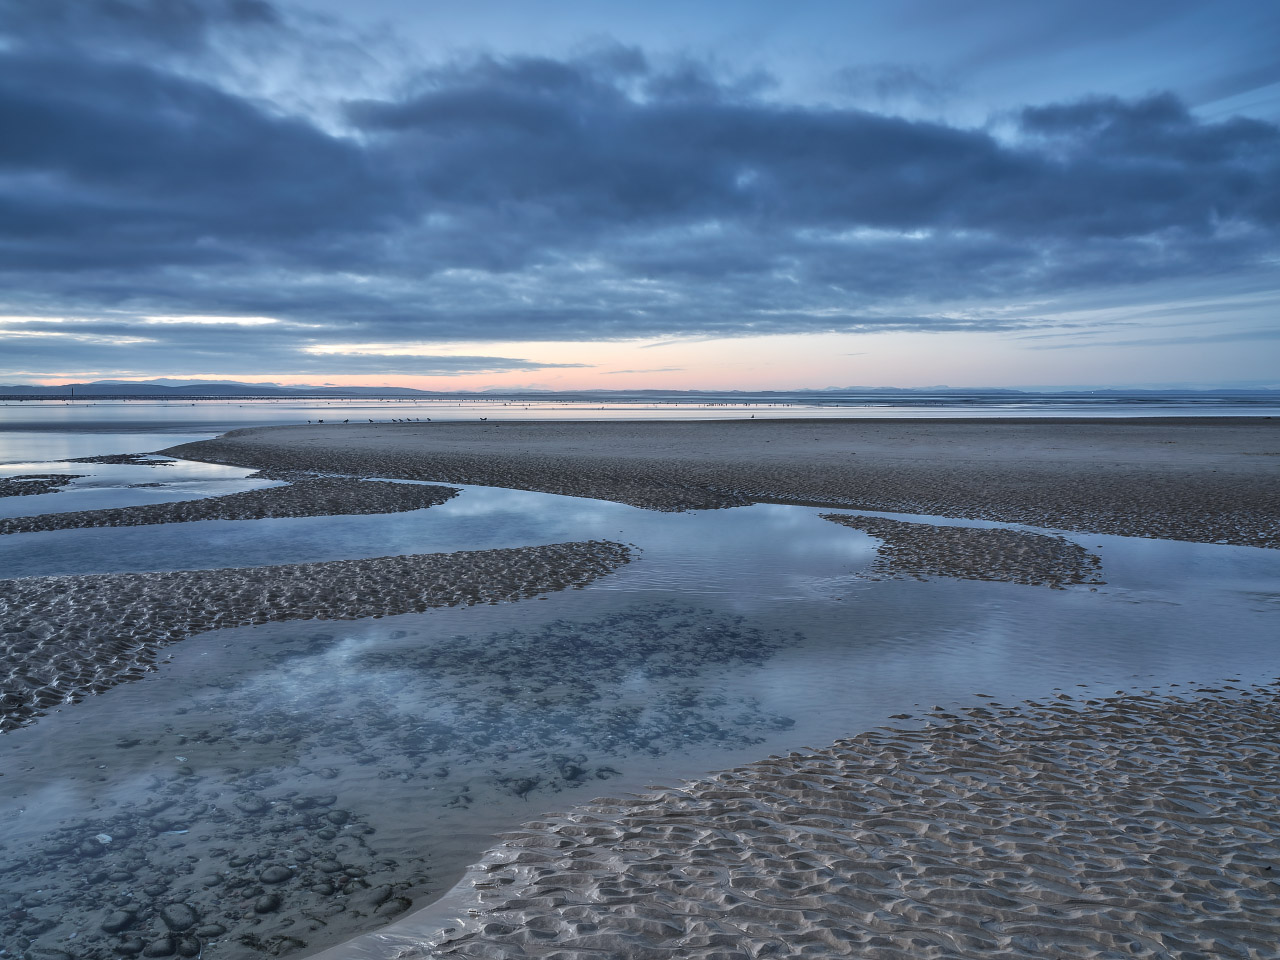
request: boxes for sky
[1,0,1278,391]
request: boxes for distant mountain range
[1,379,1277,399]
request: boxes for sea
[1,395,1278,959]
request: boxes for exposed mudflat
[164,418,1280,547]
[0,541,629,732]
[415,684,1280,959]
[0,476,458,535]
[822,513,1105,587]
[0,474,83,498]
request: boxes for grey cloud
[0,31,1278,375]
[0,0,281,55]
[834,63,954,109]
[1028,327,1280,350]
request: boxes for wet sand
[0,474,83,498]
[402,684,1280,959]
[822,514,1105,587]
[165,417,1280,547]
[5,417,1277,959]
[0,541,629,732]
[0,476,458,536]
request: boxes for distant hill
[1,379,1276,400]
[0,379,441,398]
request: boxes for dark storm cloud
[1,6,1277,374]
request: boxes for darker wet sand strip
[0,541,629,732]
[823,513,1105,587]
[409,684,1280,959]
[0,475,83,498]
[0,476,457,535]
[164,418,1280,547]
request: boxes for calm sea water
[1,406,1277,959]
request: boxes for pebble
[254,893,282,914]
[194,924,226,938]
[101,911,134,933]
[142,936,175,958]
[159,903,198,932]
[234,797,268,815]
[376,897,411,918]
[23,948,75,960]
[175,937,201,958]
[259,866,292,884]
[114,938,145,957]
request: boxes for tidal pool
[1,451,1277,960]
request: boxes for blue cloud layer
[1,0,1277,375]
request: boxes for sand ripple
[822,514,1105,588]
[0,476,458,535]
[421,685,1280,959]
[0,541,629,732]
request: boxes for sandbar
[0,476,457,535]
[0,541,629,732]
[165,417,1280,547]
[0,474,83,498]
[822,514,1105,587]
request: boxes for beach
[1,415,1278,960]
[407,682,1280,959]
[166,417,1280,547]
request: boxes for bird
[480,417,487,421]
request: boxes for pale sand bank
[0,476,457,536]
[385,684,1280,959]
[165,418,1280,547]
[822,514,1105,587]
[0,541,629,732]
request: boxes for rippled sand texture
[165,418,1280,547]
[1,605,800,960]
[0,476,458,535]
[822,514,1105,588]
[0,474,83,498]
[0,541,629,732]
[424,686,1280,959]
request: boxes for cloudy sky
[2,0,1277,390]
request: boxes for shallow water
[1,423,1278,960]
